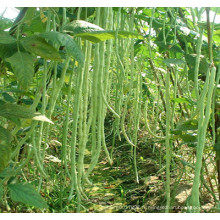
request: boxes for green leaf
[0,144,11,172]
[20,98,34,106]
[171,129,182,135]
[211,8,220,15]
[0,167,16,178]
[180,160,194,169]
[0,103,51,124]
[163,58,185,65]
[0,30,16,44]
[0,125,12,144]
[172,98,187,104]
[2,92,16,103]
[199,22,220,31]
[39,32,84,64]
[6,117,21,126]
[134,14,163,28]
[0,43,18,59]
[185,54,196,66]
[64,20,104,34]
[179,133,197,144]
[80,7,95,20]
[213,33,220,44]
[21,35,61,61]
[172,97,191,104]
[214,29,220,36]
[6,52,35,90]
[0,103,35,119]
[22,15,46,36]
[134,14,150,22]
[199,57,209,74]
[214,141,220,151]
[0,183,3,200]
[64,20,143,43]
[188,68,195,81]
[176,119,198,131]
[0,17,13,30]
[8,183,48,209]
[29,16,45,33]
[155,41,184,54]
[214,136,220,151]
[22,8,37,25]
[0,183,4,200]
[197,21,207,29]
[76,30,143,43]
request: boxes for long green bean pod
[61,65,74,178]
[77,41,92,192]
[191,66,216,212]
[68,63,85,203]
[88,9,100,168]
[165,67,171,213]
[211,57,220,145]
[144,101,165,139]
[194,28,204,100]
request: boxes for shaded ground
[81,139,216,213]
[1,134,217,213]
[82,142,172,213]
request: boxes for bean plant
[0,7,220,213]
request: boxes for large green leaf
[2,92,16,103]
[8,183,48,209]
[64,20,104,34]
[0,30,16,44]
[0,167,16,178]
[179,133,197,144]
[199,57,209,74]
[211,8,220,15]
[180,160,195,169]
[214,136,220,151]
[0,43,18,59]
[155,41,184,54]
[21,35,62,61]
[4,116,21,126]
[163,58,185,66]
[214,29,220,37]
[64,20,143,43]
[22,15,46,36]
[6,52,35,90]
[198,21,220,30]
[0,17,13,31]
[76,30,143,43]
[22,8,37,25]
[172,97,191,104]
[79,7,95,20]
[185,54,196,66]
[0,125,12,144]
[39,32,84,64]
[176,119,198,131]
[134,15,163,29]
[0,183,3,200]
[0,103,53,123]
[0,144,11,172]
[0,103,35,119]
